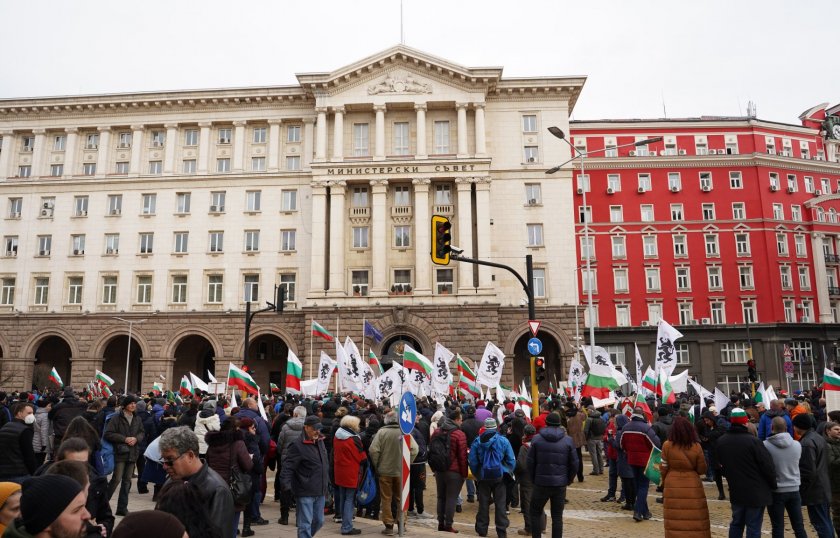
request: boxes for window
[695,140,708,155]
[576,236,593,260]
[42,199,55,219]
[183,159,196,174]
[142,194,156,215]
[246,190,261,212]
[638,173,651,191]
[85,133,99,149]
[53,135,66,151]
[795,235,806,257]
[352,186,369,207]
[216,158,230,172]
[34,277,49,305]
[645,268,660,291]
[721,342,750,364]
[82,163,96,176]
[611,236,626,258]
[211,191,225,212]
[393,122,409,155]
[16,165,31,178]
[702,203,715,220]
[139,233,154,254]
[699,172,712,190]
[394,225,410,248]
[103,194,121,216]
[742,301,757,324]
[176,192,191,214]
[776,233,788,256]
[729,171,743,189]
[171,275,187,304]
[676,343,690,365]
[532,268,546,298]
[243,274,259,302]
[642,235,658,257]
[251,157,266,171]
[705,234,719,256]
[244,230,260,252]
[647,303,662,325]
[798,266,811,290]
[287,125,301,143]
[613,268,628,293]
[136,275,152,303]
[208,231,224,253]
[286,156,301,170]
[640,205,654,222]
[524,146,539,163]
[3,236,17,257]
[780,266,792,289]
[280,230,296,252]
[149,161,162,175]
[787,174,797,192]
[207,275,223,303]
[115,162,129,174]
[50,164,63,176]
[173,232,188,254]
[581,269,596,293]
[73,196,89,217]
[353,123,369,156]
[434,121,450,154]
[184,129,198,146]
[678,302,693,325]
[604,144,617,158]
[739,266,754,289]
[351,271,369,296]
[616,305,631,327]
[522,115,537,133]
[8,198,21,218]
[37,235,52,256]
[726,139,738,154]
[801,300,814,322]
[772,203,784,220]
[707,266,722,290]
[352,227,369,249]
[732,202,746,220]
[279,273,296,303]
[710,302,725,324]
[281,190,297,211]
[609,205,623,223]
[804,176,815,193]
[769,173,780,189]
[735,233,751,256]
[607,174,621,192]
[105,234,119,254]
[252,127,267,144]
[664,139,677,155]
[676,267,691,291]
[668,172,681,190]
[71,234,86,255]
[394,185,411,206]
[527,224,544,247]
[68,277,83,305]
[218,128,231,144]
[784,300,795,322]
[150,131,165,147]
[0,278,14,306]
[670,204,684,221]
[673,235,687,257]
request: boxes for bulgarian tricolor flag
[95,370,115,387]
[101,384,113,397]
[641,366,657,393]
[402,345,433,375]
[824,368,840,391]
[311,320,334,342]
[286,350,303,393]
[634,392,654,423]
[227,363,259,395]
[152,382,163,396]
[270,382,280,394]
[456,356,480,397]
[581,346,621,399]
[48,367,63,387]
[369,351,384,375]
[179,376,193,398]
[658,367,676,404]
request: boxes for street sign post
[398,392,416,537]
[528,338,543,356]
[528,320,541,337]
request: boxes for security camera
[450,245,464,255]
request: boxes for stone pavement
[116,458,811,537]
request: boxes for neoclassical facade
[0,46,585,393]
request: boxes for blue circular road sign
[399,392,417,434]
[528,338,543,356]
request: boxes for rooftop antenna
[400,0,405,44]
[747,101,757,118]
[661,90,667,119]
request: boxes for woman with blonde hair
[332,415,367,535]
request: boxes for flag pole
[336,316,341,395]
[362,316,366,362]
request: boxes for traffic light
[275,285,286,313]
[747,359,757,382]
[431,215,452,265]
[535,356,546,383]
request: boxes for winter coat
[716,425,777,507]
[3,519,34,538]
[469,430,516,481]
[33,462,116,538]
[103,410,145,463]
[565,411,586,448]
[332,427,367,488]
[652,415,674,445]
[236,407,269,454]
[460,416,482,445]
[370,424,418,477]
[410,425,428,464]
[763,432,801,493]
[798,429,832,506]
[32,407,50,454]
[204,429,253,511]
[515,439,533,485]
[194,411,221,455]
[0,420,37,479]
[433,418,468,477]
[136,410,157,450]
[526,426,578,487]
[618,417,661,467]
[177,408,197,430]
[826,437,840,493]
[612,415,635,478]
[757,408,792,440]
[584,410,606,441]
[604,418,618,460]
[660,441,710,537]
[278,416,304,461]
[181,461,235,538]
[48,395,87,439]
[280,433,330,498]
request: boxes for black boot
[242,515,255,537]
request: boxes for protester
[49,387,88,449]
[825,421,840,537]
[786,399,808,439]
[618,406,661,522]
[764,416,808,538]
[236,399,269,527]
[564,405,586,483]
[370,410,418,536]
[0,482,21,535]
[0,402,37,483]
[600,410,620,502]
[583,406,606,476]
[6,474,90,538]
[469,418,516,538]
[526,412,577,538]
[459,406,482,505]
[133,400,156,495]
[359,416,382,521]
[612,414,636,510]
[794,413,836,538]
[156,479,223,538]
[759,400,793,441]
[717,408,778,538]
[280,415,330,538]
[660,416,710,537]
[696,411,726,499]
[431,409,468,533]
[112,510,186,538]
[104,395,144,516]
[407,412,430,520]
[206,416,253,537]
[277,405,307,526]
[32,399,51,466]
[332,414,368,535]
[240,417,266,532]
[62,417,103,472]
[195,400,221,457]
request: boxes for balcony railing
[829,286,840,296]
[826,254,840,264]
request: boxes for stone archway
[380,334,424,369]
[33,336,73,391]
[246,334,289,394]
[102,336,143,394]
[511,331,562,393]
[173,335,216,391]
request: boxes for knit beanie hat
[21,475,83,534]
[546,412,562,427]
[113,510,186,538]
[484,418,498,430]
[0,482,21,509]
[729,408,749,425]
[792,413,815,431]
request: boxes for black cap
[21,475,83,534]
[304,415,323,430]
[546,412,562,427]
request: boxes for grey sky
[1,0,836,125]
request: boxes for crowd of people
[0,384,837,538]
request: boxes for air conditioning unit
[701,185,711,192]
[527,198,538,205]
[770,185,779,192]
[80,210,87,216]
[787,187,795,193]
[606,188,615,195]
[73,249,84,255]
[701,318,711,325]
[110,209,120,215]
[39,250,49,256]
[678,149,687,155]
[690,319,699,325]
[767,149,776,155]
[638,187,646,193]
[527,157,536,163]
[815,189,822,196]
[40,209,49,216]
[106,248,115,254]
[801,316,811,323]
[671,186,680,193]
[660,150,668,156]
[815,156,825,161]
[641,320,650,326]
[210,205,218,212]
[219,138,230,144]
[152,141,163,148]
[577,188,584,194]
[11,211,20,218]
[6,250,16,257]
[628,150,636,157]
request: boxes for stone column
[371,179,389,296]
[456,178,475,290]
[128,125,144,175]
[309,182,329,297]
[267,119,281,172]
[232,121,246,172]
[374,105,386,160]
[315,108,328,162]
[413,178,432,295]
[327,181,347,296]
[95,127,110,178]
[812,233,833,323]
[141,358,176,399]
[456,103,469,158]
[31,129,47,177]
[62,128,79,177]
[163,123,178,174]
[474,103,487,157]
[415,104,427,159]
[198,122,211,174]
[0,131,13,179]
[332,106,345,162]
[303,117,315,169]
[70,357,102,388]
[475,176,494,290]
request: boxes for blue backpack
[356,464,377,506]
[96,412,117,476]
[480,434,503,480]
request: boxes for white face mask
[24,414,36,425]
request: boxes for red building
[569,103,840,393]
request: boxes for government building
[0,46,585,394]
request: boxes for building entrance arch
[33,336,73,391]
[173,335,217,392]
[102,336,143,393]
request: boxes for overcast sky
[1,0,836,125]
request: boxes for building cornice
[567,153,840,174]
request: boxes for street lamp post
[113,317,147,393]
[546,127,661,353]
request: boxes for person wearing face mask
[0,402,38,483]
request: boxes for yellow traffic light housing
[431,215,452,265]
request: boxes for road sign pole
[400,434,410,537]
[530,356,539,419]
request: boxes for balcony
[434,204,454,216]
[825,254,840,264]
[829,286,840,296]
[349,206,369,218]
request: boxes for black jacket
[716,424,777,506]
[460,416,482,445]
[526,426,578,487]
[280,433,329,497]
[49,396,88,439]
[179,462,234,538]
[0,420,37,479]
[799,429,832,505]
[103,411,145,462]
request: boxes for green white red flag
[369,350,384,375]
[101,384,113,397]
[227,363,259,395]
[581,345,620,399]
[95,370,115,387]
[48,367,63,387]
[270,382,280,393]
[286,350,303,392]
[641,366,657,393]
[824,368,840,391]
[179,376,193,397]
[658,367,676,404]
[634,392,654,422]
[402,344,433,375]
[152,382,163,396]
[457,354,476,381]
[311,320,334,342]
[456,356,480,397]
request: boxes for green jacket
[369,423,417,477]
[2,519,34,538]
[826,437,840,492]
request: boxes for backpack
[427,431,452,473]
[96,412,117,476]
[589,417,607,437]
[480,434,503,480]
[356,463,377,506]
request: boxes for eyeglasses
[159,453,186,467]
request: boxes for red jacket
[432,427,468,477]
[603,419,618,460]
[332,429,367,488]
